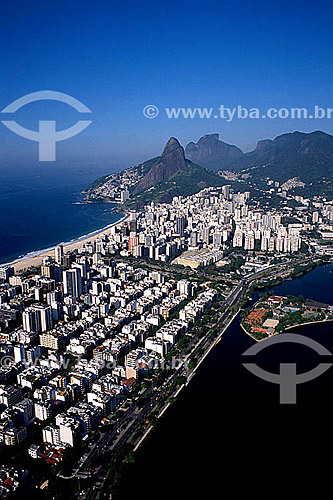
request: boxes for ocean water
[0,163,121,264]
[1,165,332,495]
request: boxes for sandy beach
[7,213,129,273]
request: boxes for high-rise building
[212,232,222,247]
[34,401,53,421]
[72,262,87,280]
[235,208,241,221]
[176,216,186,236]
[128,236,139,255]
[269,237,275,252]
[55,245,63,265]
[55,414,81,447]
[177,280,192,296]
[202,227,210,244]
[233,228,243,247]
[129,219,137,234]
[125,349,146,379]
[261,236,268,251]
[0,385,23,408]
[41,264,55,279]
[42,425,60,446]
[13,399,35,426]
[312,212,319,224]
[22,305,53,333]
[222,185,230,199]
[63,268,82,298]
[120,189,130,202]
[0,266,14,282]
[14,345,41,364]
[39,332,64,350]
[189,231,198,247]
[35,305,53,332]
[22,308,37,333]
[244,231,255,250]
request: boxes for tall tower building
[189,231,198,247]
[202,227,210,244]
[233,228,243,247]
[213,233,222,247]
[244,231,255,250]
[55,245,64,265]
[22,305,53,333]
[62,268,82,299]
[0,266,14,282]
[35,305,53,332]
[129,219,137,234]
[312,212,319,224]
[22,308,38,333]
[176,216,186,236]
[120,189,130,202]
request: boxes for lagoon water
[118,264,333,499]
[1,165,332,496]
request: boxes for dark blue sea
[0,163,121,265]
[1,166,332,496]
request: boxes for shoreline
[133,309,240,453]
[240,261,333,342]
[240,314,333,343]
[284,317,333,331]
[2,212,129,273]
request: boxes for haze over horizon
[0,0,332,170]
[0,3,333,498]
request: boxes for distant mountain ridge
[229,130,333,183]
[85,137,224,208]
[86,130,333,206]
[185,134,243,170]
[185,130,333,184]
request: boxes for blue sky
[0,0,332,170]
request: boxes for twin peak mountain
[88,131,333,206]
[134,130,333,198]
[133,137,187,195]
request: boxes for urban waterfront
[1,2,332,498]
[1,177,333,498]
[117,263,333,499]
[0,164,120,265]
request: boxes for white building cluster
[0,252,212,450]
[233,213,302,253]
[1,183,329,455]
[85,186,303,266]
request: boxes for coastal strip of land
[4,213,129,273]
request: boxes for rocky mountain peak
[161,137,183,157]
[185,134,243,170]
[132,137,187,195]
